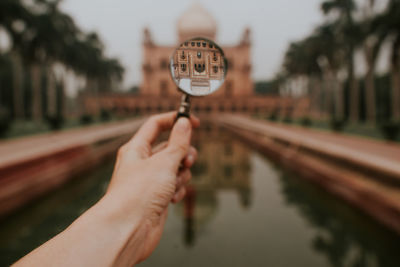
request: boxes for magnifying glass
[169,37,227,119]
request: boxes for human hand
[12,112,200,267]
[105,112,200,264]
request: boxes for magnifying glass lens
[170,37,227,97]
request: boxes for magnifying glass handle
[176,94,191,120]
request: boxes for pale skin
[13,112,200,267]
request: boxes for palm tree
[1,0,125,122]
[0,0,32,119]
[359,0,392,123]
[313,23,346,120]
[392,34,400,120]
[321,0,360,122]
[368,0,400,121]
[17,0,79,121]
[384,0,400,120]
[41,0,78,119]
[283,23,345,119]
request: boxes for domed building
[177,3,217,42]
[141,2,253,99]
[84,3,309,117]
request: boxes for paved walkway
[217,114,400,179]
[0,118,145,170]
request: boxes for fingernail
[187,154,194,165]
[176,118,191,131]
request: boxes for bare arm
[13,112,199,267]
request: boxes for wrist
[98,192,145,229]
[87,194,148,266]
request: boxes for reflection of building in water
[84,3,310,117]
[172,39,225,95]
[176,127,252,245]
[278,172,400,267]
[191,131,251,207]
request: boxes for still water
[0,127,399,267]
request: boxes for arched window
[195,64,205,73]
[181,64,186,72]
[213,65,218,73]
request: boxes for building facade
[171,38,226,96]
[84,3,309,117]
[141,3,252,98]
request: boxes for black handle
[176,111,190,120]
[175,94,191,122]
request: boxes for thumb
[164,118,192,169]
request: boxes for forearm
[13,194,147,267]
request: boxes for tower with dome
[141,3,253,98]
[84,3,309,117]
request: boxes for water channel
[0,126,399,267]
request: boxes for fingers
[172,186,186,203]
[153,143,197,168]
[176,168,191,189]
[134,113,200,147]
[190,115,201,128]
[152,141,168,154]
[183,146,197,168]
[161,118,192,170]
[130,112,176,150]
[171,167,192,203]
[127,112,199,159]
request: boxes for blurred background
[1,0,400,266]
[0,0,399,135]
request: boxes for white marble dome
[177,3,217,42]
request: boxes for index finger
[128,112,199,150]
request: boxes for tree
[0,0,32,119]
[282,23,345,119]
[0,0,125,122]
[321,0,360,122]
[383,0,400,120]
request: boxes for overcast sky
[61,0,324,88]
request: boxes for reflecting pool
[0,127,399,267]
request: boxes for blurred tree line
[280,0,400,127]
[254,81,280,95]
[0,0,124,132]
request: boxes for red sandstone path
[1,115,399,173]
[0,118,145,169]
[217,114,400,178]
